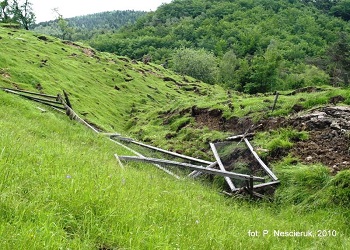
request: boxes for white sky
[30,0,173,22]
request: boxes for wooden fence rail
[1,87,58,99]
[210,143,236,191]
[119,156,265,183]
[244,138,278,181]
[117,136,213,165]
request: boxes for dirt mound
[63,41,97,58]
[191,105,350,173]
[191,106,254,133]
[286,106,350,173]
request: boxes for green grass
[1,91,349,249]
[254,128,309,158]
[2,26,350,155]
[1,27,350,249]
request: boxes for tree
[53,8,74,40]
[245,42,282,93]
[11,0,35,30]
[0,0,10,22]
[219,50,238,86]
[330,0,350,21]
[327,32,350,86]
[301,0,340,11]
[171,48,218,84]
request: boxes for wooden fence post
[271,91,279,112]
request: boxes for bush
[171,48,218,84]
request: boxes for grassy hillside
[1,54,350,250]
[1,26,350,248]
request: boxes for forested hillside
[89,0,350,93]
[32,10,146,41]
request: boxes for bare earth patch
[187,105,350,173]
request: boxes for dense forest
[87,0,350,93]
[32,10,146,41]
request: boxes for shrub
[171,48,218,84]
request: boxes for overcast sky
[31,0,173,22]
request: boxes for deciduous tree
[172,48,218,84]
[11,0,35,30]
[0,0,10,22]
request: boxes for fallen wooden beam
[119,156,265,182]
[226,133,255,141]
[1,87,58,99]
[118,137,213,165]
[210,143,236,191]
[244,138,278,181]
[101,132,121,137]
[109,138,181,180]
[188,161,218,178]
[3,89,64,107]
[114,154,125,169]
[253,180,280,189]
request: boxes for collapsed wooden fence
[2,87,280,198]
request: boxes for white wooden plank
[109,138,181,179]
[243,138,278,181]
[119,156,265,182]
[210,143,236,191]
[118,137,213,165]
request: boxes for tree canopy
[32,10,147,41]
[0,0,35,29]
[88,0,350,93]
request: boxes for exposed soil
[285,106,350,173]
[63,41,97,58]
[188,105,350,173]
[191,106,254,133]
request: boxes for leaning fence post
[271,91,279,112]
[63,90,72,109]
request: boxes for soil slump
[192,106,350,173]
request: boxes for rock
[306,156,313,161]
[330,121,341,130]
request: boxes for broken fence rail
[210,143,236,191]
[1,87,58,99]
[243,138,278,181]
[118,156,265,183]
[116,136,213,166]
[2,88,65,110]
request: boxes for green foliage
[219,50,238,85]
[327,32,350,86]
[0,0,35,29]
[87,0,350,93]
[274,164,331,205]
[32,10,146,41]
[274,163,350,213]
[169,116,191,132]
[330,0,350,21]
[57,16,74,40]
[172,48,218,84]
